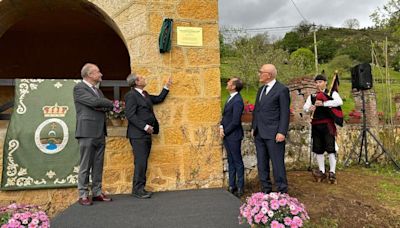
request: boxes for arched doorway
[0,0,131,100]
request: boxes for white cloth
[83,79,99,96]
[227,92,238,103]
[134,88,145,97]
[303,91,343,113]
[329,153,337,173]
[316,154,325,173]
[258,79,276,101]
[265,79,276,96]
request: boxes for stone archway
[0,0,130,79]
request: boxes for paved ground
[51,188,247,228]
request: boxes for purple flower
[0,203,49,228]
[261,207,268,214]
[279,198,287,206]
[31,218,39,225]
[21,218,29,225]
[270,200,280,210]
[292,216,303,227]
[238,192,309,227]
[261,215,268,224]
[271,220,281,228]
[284,217,293,225]
[12,213,21,220]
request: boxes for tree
[336,36,371,63]
[294,21,313,38]
[289,48,315,76]
[231,33,303,89]
[370,0,400,28]
[343,18,360,29]
[219,32,236,58]
[278,32,301,53]
[328,55,355,73]
[370,0,400,37]
[316,37,340,63]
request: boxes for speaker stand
[344,90,400,170]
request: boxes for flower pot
[122,118,128,127]
[346,117,361,124]
[110,119,122,127]
[241,113,253,123]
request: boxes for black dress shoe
[143,190,153,196]
[228,187,237,194]
[236,188,244,197]
[262,188,272,194]
[132,190,151,199]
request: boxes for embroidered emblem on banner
[34,103,69,154]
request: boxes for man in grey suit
[125,73,172,199]
[73,63,114,206]
[252,64,290,194]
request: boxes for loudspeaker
[351,63,373,90]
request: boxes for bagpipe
[311,71,343,127]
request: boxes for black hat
[314,74,327,81]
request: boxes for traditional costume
[303,74,343,184]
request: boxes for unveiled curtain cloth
[1,79,80,190]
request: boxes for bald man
[74,63,114,205]
[252,64,290,194]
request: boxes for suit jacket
[221,93,244,140]
[252,81,290,139]
[125,88,169,139]
[73,82,113,139]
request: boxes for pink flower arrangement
[239,192,310,228]
[107,100,126,120]
[244,101,255,113]
[0,203,49,228]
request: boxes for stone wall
[352,90,379,126]
[222,123,400,187]
[288,77,315,124]
[0,0,221,216]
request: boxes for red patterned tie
[142,90,149,98]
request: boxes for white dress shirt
[303,91,343,113]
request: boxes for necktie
[142,90,149,98]
[226,95,233,103]
[92,86,100,97]
[258,85,268,101]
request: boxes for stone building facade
[0,0,221,216]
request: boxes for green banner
[1,79,81,190]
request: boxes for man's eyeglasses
[258,70,270,74]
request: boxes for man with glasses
[252,64,290,194]
[73,63,114,206]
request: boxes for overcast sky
[218,0,386,39]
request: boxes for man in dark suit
[73,63,114,206]
[125,73,172,199]
[252,64,290,194]
[220,77,245,197]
